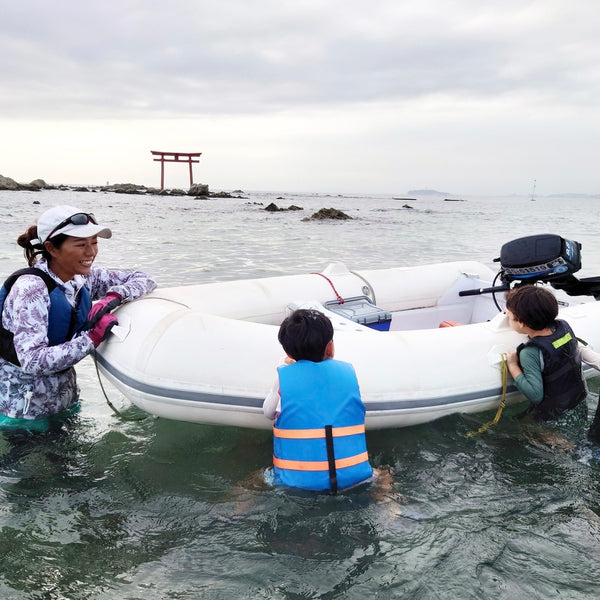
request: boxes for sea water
[1,189,600,599]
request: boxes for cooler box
[324,296,392,331]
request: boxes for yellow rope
[466,354,508,438]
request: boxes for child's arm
[579,344,600,371]
[263,373,280,420]
[262,356,293,420]
[506,346,544,404]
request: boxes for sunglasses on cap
[47,212,97,240]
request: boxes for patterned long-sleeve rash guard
[0,259,156,419]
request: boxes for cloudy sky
[1,0,599,195]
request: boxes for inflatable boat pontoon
[95,234,600,429]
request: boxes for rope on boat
[312,272,345,303]
[466,354,508,438]
[92,350,147,422]
[313,271,378,305]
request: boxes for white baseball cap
[36,205,112,244]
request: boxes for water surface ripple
[1,189,600,599]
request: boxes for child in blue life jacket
[263,308,375,493]
[504,285,600,428]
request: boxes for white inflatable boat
[95,235,600,430]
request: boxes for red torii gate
[151,150,202,190]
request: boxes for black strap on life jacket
[324,425,338,495]
[66,290,85,340]
[2,268,57,296]
[0,268,58,365]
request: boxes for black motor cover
[499,234,581,282]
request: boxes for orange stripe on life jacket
[272,451,369,472]
[273,424,365,439]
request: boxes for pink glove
[85,292,122,329]
[89,313,118,347]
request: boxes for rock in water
[188,183,209,196]
[302,207,352,221]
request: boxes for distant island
[548,193,600,199]
[407,189,451,197]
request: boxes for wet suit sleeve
[513,345,544,404]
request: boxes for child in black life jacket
[263,308,374,493]
[504,285,600,425]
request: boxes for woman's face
[45,235,99,282]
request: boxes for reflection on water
[1,189,600,598]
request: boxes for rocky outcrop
[0,176,58,191]
[188,186,247,199]
[302,208,352,221]
[0,175,20,190]
[0,176,241,199]
[103,183,148,194]
[188,183,209,196]
[29,179,54,189]
[264,203,303,212]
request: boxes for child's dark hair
[505,285,558,330]
[278,309,334,362]
[16,226,68,266]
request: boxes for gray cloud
[3,0,600,119]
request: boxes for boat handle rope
[466,354,508,438]
[92,350,148,422]
[312,271,378,305]
[312,272,345,303]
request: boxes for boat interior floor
[290,275,506,333]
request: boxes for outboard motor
[497,234,581,285]
[460,234,600,301]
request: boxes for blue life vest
[0,268,92,366]
[273,359,373,492]
[517,319,587,421]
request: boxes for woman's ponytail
[16,226,45,266]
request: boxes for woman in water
[0,205,156,426]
